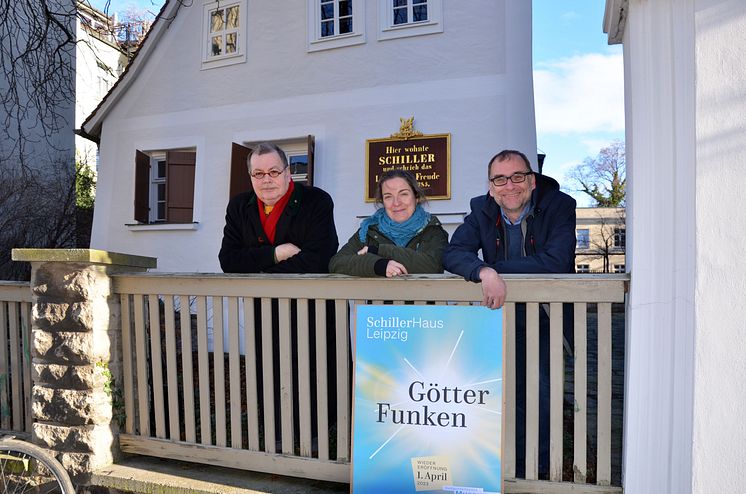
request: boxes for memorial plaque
[365,118,451,201]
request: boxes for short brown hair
[487,149,532,176]
[374,169,427,207]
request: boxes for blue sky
[532,0,625,204]
[92,0,624,205]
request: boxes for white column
[621,1,697,493]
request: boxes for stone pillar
[11,249,156,481]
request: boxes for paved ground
[88,456,349,494]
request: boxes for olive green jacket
[329,216,448,276]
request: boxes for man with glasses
[219,142,338,273]
[443,149,575,306]
[443,149,575,479]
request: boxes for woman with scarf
[330,169,448,277]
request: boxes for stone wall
[11,249,155,481]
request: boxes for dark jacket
[219,184,339,273]
[329,216,448,277]
[443,174,576,281]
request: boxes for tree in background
[76,157,97,249]
[0,161,78,280]
[0,0,153,279]
[113,6,153,58]
[586,209,626,273]
[0,0,77,166]
[567,140,626,207]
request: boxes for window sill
[378,20,442,41]
[308,31,365,52]
[201,53,246,71]
[126,222,200,232]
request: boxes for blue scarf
[359,205,431,247]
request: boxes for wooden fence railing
[0,281,33,435]
[112,273,627,493]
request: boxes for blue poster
[352,305,502,494]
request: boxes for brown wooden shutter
[134,150,150,223]
[229,143,252,199]
[306,134,315,186]
[166,151,196,223]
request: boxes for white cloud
[560,11,580,22]
[580,138,618,155]
[534,51,625,134]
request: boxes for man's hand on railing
[478,266,507,309]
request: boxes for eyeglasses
[489,171,534,187]
[250,166,287,180]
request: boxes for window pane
[211,35,222,56]
[614,228,626,248]
[413,4,427,21]
[157,202,165,221]
[226,5,239,28]
[339,16,352,34]
[225,32,236,53]
[157,183,166,201]
[289,155,308,176]
[321,20,334,36]
[393,0,407,6]
[320,2,334,20]
[576,229,589,249]
[157,160,166,179]
[413,0,427,4]
[210,9,224,32]
[339,0,351,16]
[393,7,407,24]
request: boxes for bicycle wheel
[0,439,75,494]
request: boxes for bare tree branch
[566,140,626,207]
[0,0,77,165]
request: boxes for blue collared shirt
[501,203,532,226]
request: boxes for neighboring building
[76,1,129,173]
[604,0,746,492]
[574,207,625,273]
[81,0,537,272]
[0,0,129,278]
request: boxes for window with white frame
[135,149,196,224]
[202,0,246,69]
[613,264,626,273]
[576,264,590,273]
[151,153,167,222]
[378,0,442,41]
[307,0,365,52]
[576,228,590,249]
[393,0,428,25]
[321,0,353,37]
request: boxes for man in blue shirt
[443,149,576,306]
[443,149,576,479]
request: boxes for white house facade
[75,1,129,172]
[604,0,746,492]
[82,0,537,273]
